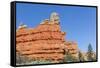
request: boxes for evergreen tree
[87,43,94,61]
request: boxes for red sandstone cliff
[16,12,78,62]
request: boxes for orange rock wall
[16,23,78,62]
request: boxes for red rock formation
[16,12,78,62]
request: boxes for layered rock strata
[16,12,78,62]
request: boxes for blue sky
[16,3,96,52]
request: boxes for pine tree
[87,43,94,61]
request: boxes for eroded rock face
[16,23,65,62]
[16,13,78,62]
